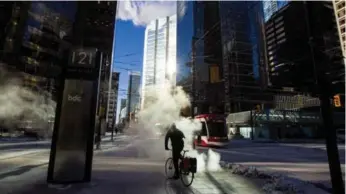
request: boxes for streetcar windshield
[207,122,227,137]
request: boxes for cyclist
[165,123,185,179]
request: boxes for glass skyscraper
[141,14,177,108]
[219,1,268,113]
[263,0,289,22]
[127,71,141,115]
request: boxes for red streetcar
[193,114,229,147]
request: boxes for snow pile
[220,162,271,179]
[220,162,329,194]
[262,176,305,194]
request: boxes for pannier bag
[183,158,190,170]
[189,157,197,173]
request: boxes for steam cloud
[137,81,222,173]
[0,64,56,136]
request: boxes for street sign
[48,48,100,184]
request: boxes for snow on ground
[214,140,345,194]
[220,162,329,194]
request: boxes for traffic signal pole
[303,2,344,193]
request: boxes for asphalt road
[0,134,264,194]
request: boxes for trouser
[172,146,183,176]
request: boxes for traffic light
[333,94,341,107]
[210,65,220,83]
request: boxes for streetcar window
[201,122,207,136]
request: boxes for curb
[219,161,331,194]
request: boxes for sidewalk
[13,157,265,194]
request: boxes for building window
[276,26,284,33]
[337,2,345,10]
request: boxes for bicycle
[165,149,195,187]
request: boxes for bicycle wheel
[165,157,175,179]
[180,166,194,187]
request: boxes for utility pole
[191,37,198,118]
[303,2,344,193]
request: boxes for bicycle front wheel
[180,168,194,187]
[165,157,174,179]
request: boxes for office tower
[118,98,127,122]
[219,1,270,113]
[72,1,117,119]
[0,2,77,100]
[192,1,223,114]
[106,72,119,129]
[127,71,141,119]
[0,1,118,104]
[332,1,345,58]
[141,14,177,109]
[264,1,344,95]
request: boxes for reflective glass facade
[263,0,289,22]
[0,1,117,102]
[141,14,177,108]
[127,72,141,114]
[220,1,267,113]
[192,1,224,114]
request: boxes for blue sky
[113,1,178,123]
[113,20,144,97]
[113,20,144,123]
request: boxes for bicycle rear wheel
[165,157,174,179]
[180,168,194,187]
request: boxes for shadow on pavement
[204,172,234,194]
[164,178,196,194]
[203,152,235,194]
[0,163,47,180]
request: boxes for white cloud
[117,0,179,26]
